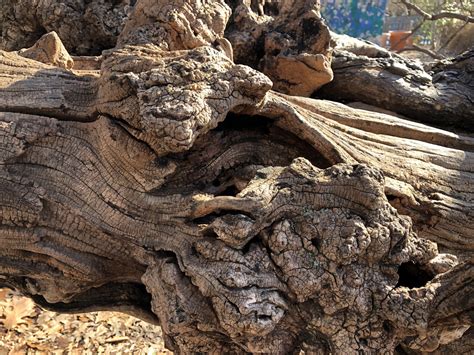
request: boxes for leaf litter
[0,288,172,354]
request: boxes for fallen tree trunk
[0,0,472,354]
[317,34,474,130]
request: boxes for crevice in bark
[385,194,398,202]
[215,112,272,133]
[214,183,241,197]
[298,328,333,354]
[31,282,153,313]
[153,250,177,261]
[193,210,255,225]
[156,112,332,197]
[2,278,158,324]
[264,2,280,16]
[396,262,435,289]
[240,239,255,255]
[0,106,99,123]
[395,344,410,354]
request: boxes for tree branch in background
[399,0,474,22]
[397,44,446,59]
[390,19,425,53]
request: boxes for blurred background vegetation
[321,0,473,57]
[387,0,473,54]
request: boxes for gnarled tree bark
[317,34,474,129]
[0,0,472,354]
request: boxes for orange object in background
[389,30,413,51]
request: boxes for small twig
[399,0,474,22]
[397,44,446,60]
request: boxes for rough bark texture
[0,1,472,354]
[0,0,133,55]
[17,31,74,70]
[224,0,333,96]
[117,0,231,51]
[317,34,474,130]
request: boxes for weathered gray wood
[317,34,474,130]
[0,0,131,55]
[0,50,97,121]
[0,1,472,354]
[0,44,472,353]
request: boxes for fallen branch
[319,36,473,129]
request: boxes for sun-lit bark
[0,1,472,354]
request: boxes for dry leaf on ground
[0,288,172,354]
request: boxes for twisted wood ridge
[0,0,472,353]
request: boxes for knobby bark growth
[0,0,472,354]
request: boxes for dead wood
[317,34,474,130]
[0,0,132,55]
[0,1,472,354]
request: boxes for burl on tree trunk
[0,0,472,354]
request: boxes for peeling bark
[0,1,472,354]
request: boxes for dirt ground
[0,288,171,354]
